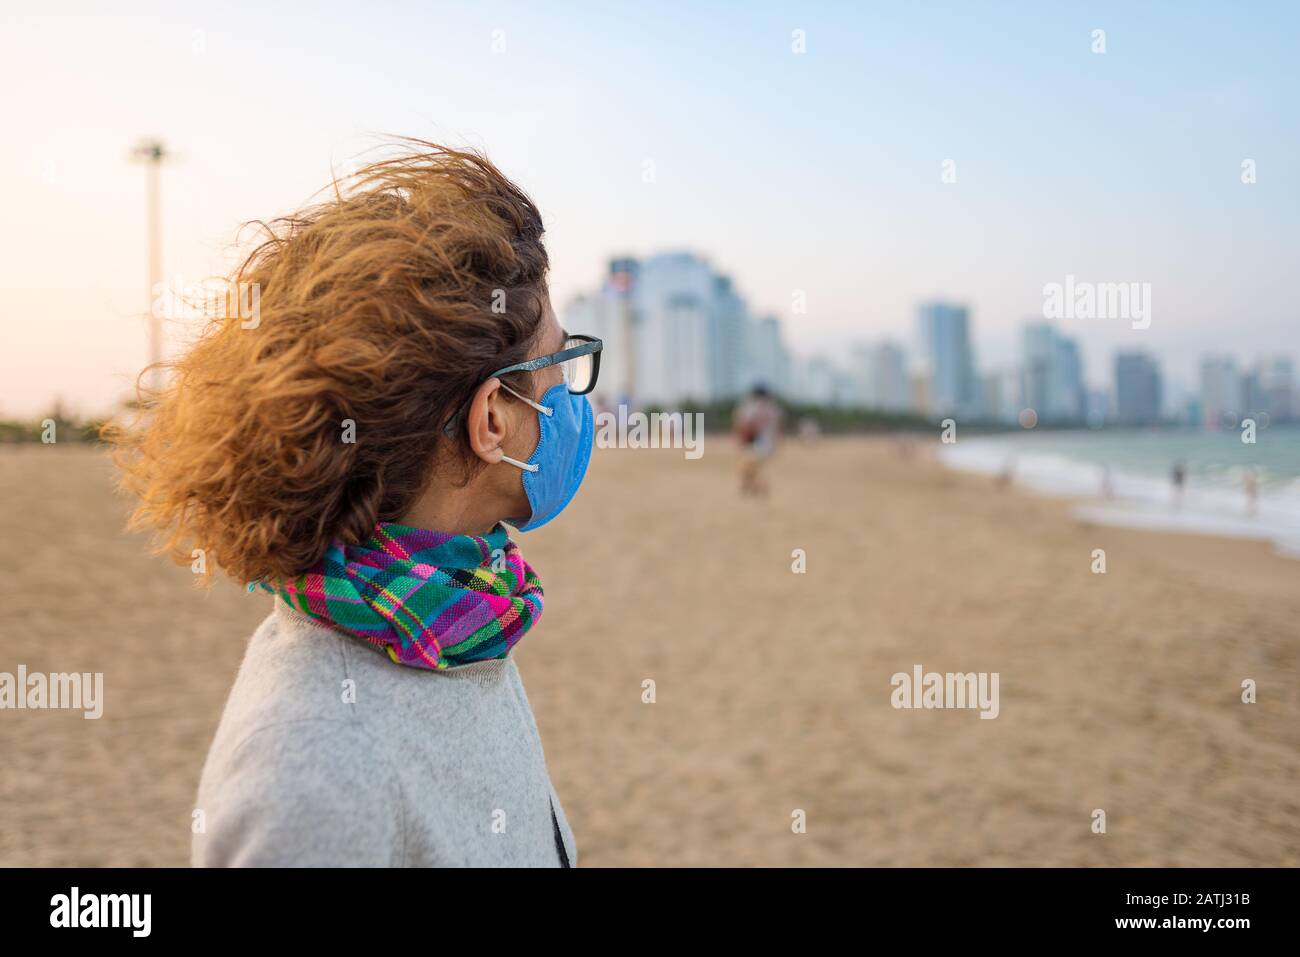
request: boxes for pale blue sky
[1,1,1296,414]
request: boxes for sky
[1,1,1297,416]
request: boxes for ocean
[940,426,1300,558]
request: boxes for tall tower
[131,139,171,395]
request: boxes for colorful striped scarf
[254,522,543,670]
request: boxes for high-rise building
[792,355,836,406]
[708,275,749,401]
[561,258,638,406]
[1255,357,1295,422]
[1020,322,1085,423]
[560,252,792,407]
[635,254,714,404]
[1085,388,1110,427]
[910,373,931,415]
[1199,355,1242,429]
[604,257,638,403]
[1021,323,1053,420]
[1241,367,1265,421]
[1114,352,1162,425]
[744,316,790,396]
[851,340,911,412]
[1057,338,1085,421]
[982,369,1021,424]
[915,302,977,417]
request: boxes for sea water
[939,426,1300,558]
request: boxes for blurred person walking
[732,384,782,497]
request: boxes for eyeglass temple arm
[442,337,604,436]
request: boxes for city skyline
[562,250,1298,429]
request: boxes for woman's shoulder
[193,606,406,865]
[201,606,366,770]
[209,600,521,759]
[222,602,361,727]
[192,700,403,866]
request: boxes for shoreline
[937,432,1300,559]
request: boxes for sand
[1,437,1296,866]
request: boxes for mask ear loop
[497,381,549,472]
[500,453,538,473]
[500,381,553,416]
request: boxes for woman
[109,143,599,866]
[732,384,782,497]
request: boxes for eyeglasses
[492,334,603,396]
[442,334,603,437]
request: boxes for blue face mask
[500,382,594,532]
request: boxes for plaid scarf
[254,522,543,670]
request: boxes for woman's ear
[465,377,509,465]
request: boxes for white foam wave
[940,438,1300,559]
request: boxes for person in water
[108,142,600,866]
[1171,461,1187,510]
[1244,467,1259,517]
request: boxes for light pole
[131,139,170,395]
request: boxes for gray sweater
[192,600,576,867]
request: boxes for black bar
[0,867,1290,941]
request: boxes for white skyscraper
[561,252,793,407]
[915,302,977,417]
[744,315,790,396]
[561,258,637,406]
[632,253,713,404]
[709,275,749,400]
[1200,355,1242,429]
[1021,322,1085,423]
[793,355,837,405]
[852,341,911,412]
[982,369,1022,424]
[1256,356,1295,422]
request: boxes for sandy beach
[1,437,1296,866]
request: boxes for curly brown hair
[106,141,550,584]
